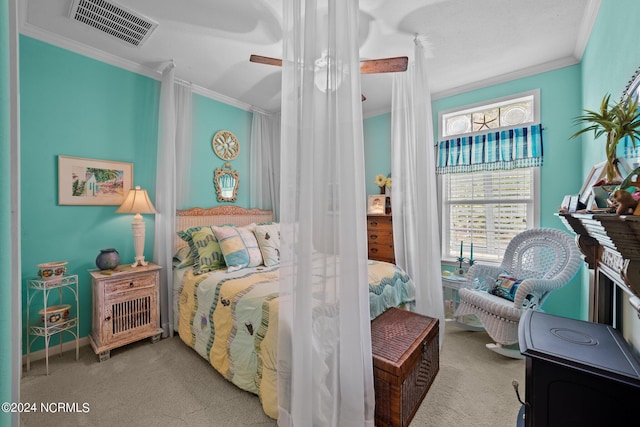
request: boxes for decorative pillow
[173,245,194,269]
[491,272,524,301]
[176,226,226,275]
[212,225,263,272]
[471,276,493,292]
[253,223,280,266]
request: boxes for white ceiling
[19,0,599,117]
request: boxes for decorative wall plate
[212,130,240,161]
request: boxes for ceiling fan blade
[249,54,283,67]
[360,56,408,74]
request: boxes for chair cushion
[458,288,523,322]
[491,273,523,301]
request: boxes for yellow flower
[374,174,387,187]
[385,177,392,188]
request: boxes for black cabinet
[519,310,640,427]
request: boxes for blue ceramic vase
[96,248,120,270]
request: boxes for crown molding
[363,106,391,120]
[20,21,159,79]
[431,56,580,101]
[190,85,261,114]
[365,56,581,118]
[19,22,264,114]
[574,0,601,60]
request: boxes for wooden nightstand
[367,214,395,263]
[88,263,163,361]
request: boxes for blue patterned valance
[623,135,640,159]
[436,124,544,174]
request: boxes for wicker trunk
[371,307,439,427]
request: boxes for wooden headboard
[174,206,274,251]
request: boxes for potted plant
[570,94,640,183]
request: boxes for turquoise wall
[363,112,391,195]
[1,0,13,422]
[18,36,255,354]
[19,36,160,351]
[581,0,640,175]
[580,0,640,345]
[364,64,586,320]
[188,94,253,209]
[580,0,640,174]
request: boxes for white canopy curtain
[154,63,193,337]
[390,37,445,347]
[249,111,281,219]
[278,0,374,425]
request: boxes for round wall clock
[212,130,240,161]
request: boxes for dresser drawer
[367,214,394,263]
[104,275,155,296]
[368,242,394,261]
[368,230,393,245]
[368,216,392,231]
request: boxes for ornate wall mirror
[621,66,640,172]
[213,162,239,202]
[623,66,640,103]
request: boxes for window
[439,91,541,263]
[442,168,537,263]
[439,91,539,140]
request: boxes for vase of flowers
[570,94,640,183]
[374,173,392,193]
[374,173,392,214]
[375,174,387,194]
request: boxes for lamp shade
[116,186,157,215]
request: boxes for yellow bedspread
[176,260,414,419]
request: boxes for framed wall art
[367,195,386,215]
[58,156,133,205]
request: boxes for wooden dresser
[367,214,395,263]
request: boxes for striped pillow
[176,226,226,275]
[212,225,263,272]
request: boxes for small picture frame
[367,195,386,215]
[579,161,607,206]
[58,156,133,206]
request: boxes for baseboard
[22,337,90,365]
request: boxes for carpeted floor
[21,321,525,426]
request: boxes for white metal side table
[26,275,80,375]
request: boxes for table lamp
[116,186,157,267]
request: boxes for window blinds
[444,168,533,261]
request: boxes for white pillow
[253,223,280,267]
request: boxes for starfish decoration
[473,114,498,130]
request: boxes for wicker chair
[453,228,582,358]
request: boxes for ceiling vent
[68,0,158,47]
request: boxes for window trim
[438,89,541,141]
